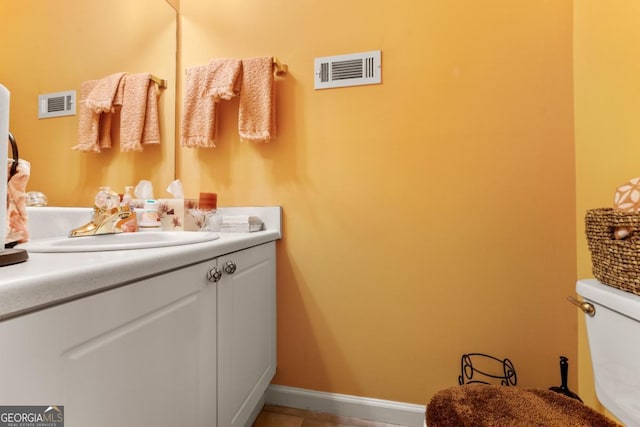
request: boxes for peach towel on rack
[120,73,161,152]
[181,65,217,148]
[73,80,101,152]
[142,79,161,145]
[73,73,126,152]
[99,78,125,150]
[84,72,126,113]
[238,57,275,143]
[6,159,30,245]
[204,58,242,100]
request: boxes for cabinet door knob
[224,261,237,274]
[207,267,223,283]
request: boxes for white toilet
[577,278,640,427]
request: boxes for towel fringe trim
[181,136,216,148]
[72,143,102,153]
[240,131,272,143]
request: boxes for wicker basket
[586,208,640,296]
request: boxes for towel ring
[8,131,19,180]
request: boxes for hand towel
[85,72,127,113]
[238,57,275,143]
[73,79,101,153]
[5,158,30,245]
[203,58,242,100]
[98,110,113,149]
[181,65,217,148]
[100,78,126,149]
[142,80,161,146]
[120,73,156,152]
[73,74,126,152]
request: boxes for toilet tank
[577,279,640,427]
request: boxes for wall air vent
[38,90,76,119]
[314,50,381,90]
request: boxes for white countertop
[0,206,281,321]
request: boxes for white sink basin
[21,231,220,253]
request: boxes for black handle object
[560,356,569,389]
[549,355,583,402]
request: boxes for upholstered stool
[426,354,619,426]
[426,384,619,426]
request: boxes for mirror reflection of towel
[239,57,275,143]
[73,76,125,153]
[121,73,161,152]
[5,158,30,245]
[74,72,160,152]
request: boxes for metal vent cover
[314,50,381,90]
[38,90,76,119]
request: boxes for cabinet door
[0,261,217,427]
[217,242,277,427]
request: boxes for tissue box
[157,198,198,231]
[220,215,264,233]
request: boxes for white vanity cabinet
[0,241,276,427]
[216,242,277,427]
[0,259,212,426]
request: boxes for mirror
[0,0,177,206]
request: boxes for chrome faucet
[69,205,137,237]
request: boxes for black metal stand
[458,353,517,386]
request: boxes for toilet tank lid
[577,279,640,321]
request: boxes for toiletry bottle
[122,186,133,208]
[119,186,138,232]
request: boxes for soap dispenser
[122,186,133,208]
[119,186,138,232]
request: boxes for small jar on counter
[139,199,161,231]
[198,192,221,232]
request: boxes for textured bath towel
[181,65,217,148]
[5,158,30,245]
[99,77,125,149]
[426,384,620,427]
[238,57,275,143]
[73,79,101,152]
[120,73,160,152]
[142,79,161,146]
[84,72,126,113]
[204,58,242,100]
[73,73,126,152]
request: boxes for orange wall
[2,0,577,406]
[179,0,576,403]
[0,0,177,205]
[574,0,640,416]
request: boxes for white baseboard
[265,385,426,427]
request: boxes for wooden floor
[253,405,408,427]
